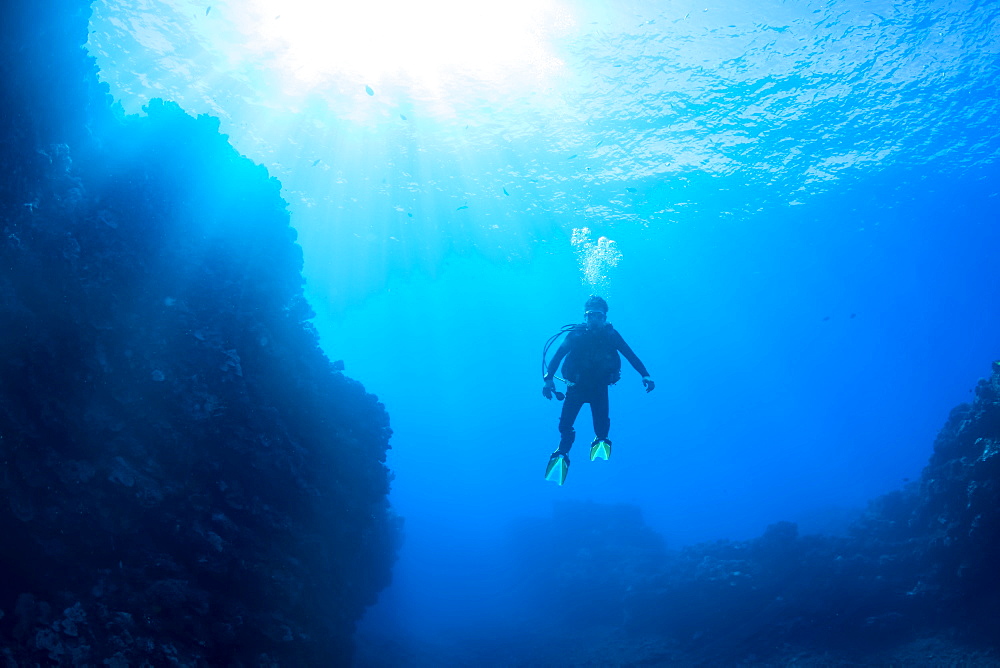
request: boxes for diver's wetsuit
[546,324,649,454]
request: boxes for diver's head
[584,295,608,329]
[584,295,608,313]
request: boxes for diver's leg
[591,385,610,441]
[557,386,585,454]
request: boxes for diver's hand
[542,377,556,400]
[642,376,656,393]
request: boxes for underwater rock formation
[509,363,1000,664]
[1,0,398,665]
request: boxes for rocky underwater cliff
[1,1,398,665]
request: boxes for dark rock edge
[1,1,399,665]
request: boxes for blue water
[87,0,1000,654]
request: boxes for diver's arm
[545,340,572,382]
[614,330,655,391]
[614,331,649,377]
[542,339,572,399]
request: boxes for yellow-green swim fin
[545,453,569,485]
[590,438,612,461]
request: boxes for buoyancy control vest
[544,324,622,386]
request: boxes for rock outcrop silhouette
[1,1,398,664]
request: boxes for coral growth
[1,0,398,664]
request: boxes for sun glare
[235,0,572,94]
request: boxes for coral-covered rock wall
[1,1,398,665]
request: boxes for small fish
[400,114,407,120]
[626,187,637,193]
[568,154,577,159]
[595,139,604,147]
[205,6,211,15]
[822,316,831,321]
[850,313,856,318]
[407,213,413,218]
[311,158,321,167]
[503,187,510,196]
[365,85,374,96]
[456,205,469,211]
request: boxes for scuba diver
[541,295,654,485]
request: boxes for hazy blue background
[88,0,999,645]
